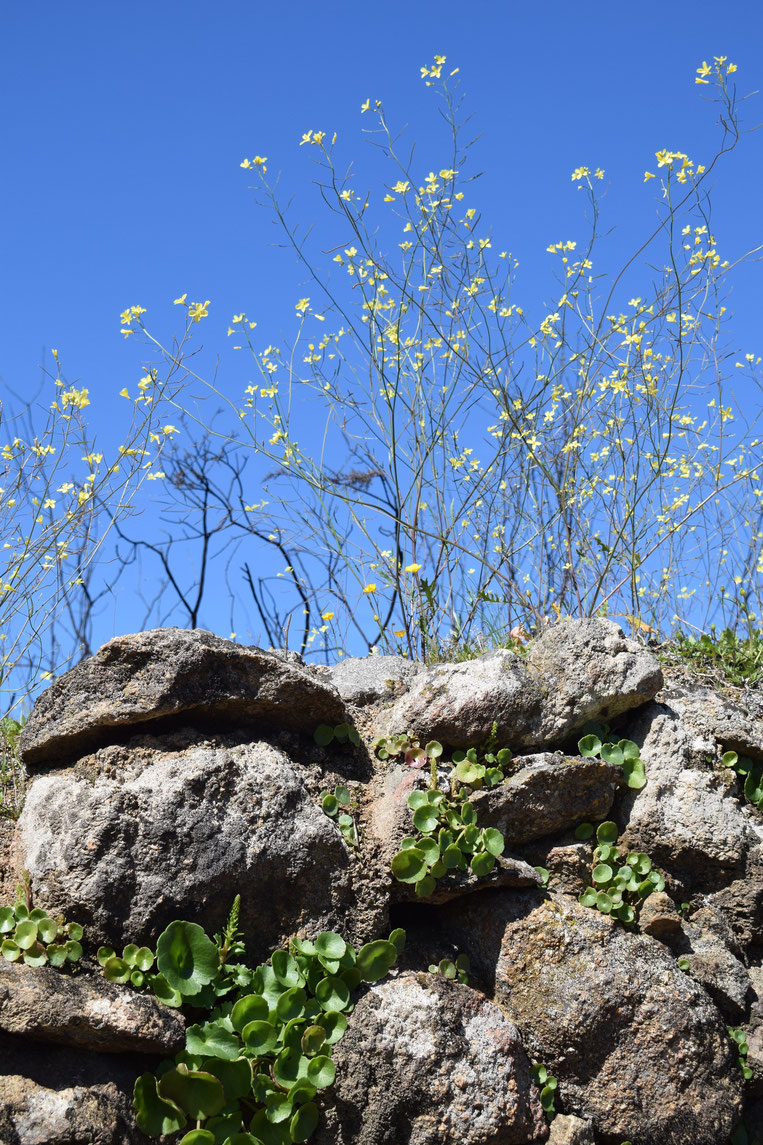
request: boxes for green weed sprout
[531,1063,558,1122]
[722,751,763,811]
[728,1026,754,1081]
[313,723,360,748]
[577,821,664,924]
[0,891,83,968]
[320,785,359,848]
[428,953,469,985]
[578,734,646,790]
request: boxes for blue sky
[2,1,762,686]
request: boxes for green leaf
[622,758,647,789]
[578,734,601,758]
[592,863,613,884]
[574,822,594,840]
[335,785,352,805]
[133,1073,187,1136]
[356,939,397,982]
[103,956,132,984]
[417,836,440,865]
[618,739,640,760]
[14,920,38,950]
[158,1066,225,1120]
[415,875,437,898]
[600,743,624,766]
[156,921,220,998]
[37,917,59,944]
[483,827,505,856]
[231,993,269,1032]
[316,1010,347,1045]
[178,1131,216,1145]
[186,1021,241,1061]
[470,851,495,877]
[315,975,350,1011]
[442,844,464,869]
[272,950,304,988]
[242,1020,278,1055]
[391,847,428,883]
[249,1109,290,1145]
[596,891,613,913]
[301,1024,327,1056]
[313,724,335,746]
[596,821,618,844]
[412,805,439,833]
[149,972,183,1007]
[388,928,406,956]
[23,943,48,967]
[578,889,597,908]
[135,946,155,971]
[425,740,443,759]
[454,759,483,785]
[407,790,429,810]
[321,794,338,816]
[47,943,68,968]
[315,932,347,961]
[97,944,115,966]
[1,940,21,962]
[272,1048,309,1089]
[277,987,308,1023]
[534,866,550,887]
[290,1101,319,1144]
[722,750,739,768]
[0,908,14,934]
[306,1054,335,1089]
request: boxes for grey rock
[0,961,185,1055]
[14,734,358,959]
[439,890,742,1145]
[470,754,621,848]
[546,1115,595,1145]
[665,683,763,764]
[313,972,548,1145]
[524,617,663,742]
[675,907,754,1020]
[330,655,422,705]
[517,840,593,898]
[618,703,754,881]
[0,1033,147,1145]
[638,890,684,942]
[374,619,661,750]
[20,628,346,767]
[706,844,763,952]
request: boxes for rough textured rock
[706,844,763,953]
[13,733,359,958]
[330,655,422,705]
[665,682,763,764]
[618,703,755,883]
[637,890,684,941]
[674,907,754,1020]
[0,961,185,1055]
[0,1033,148,1145]
[374,620,662,751]
[313,972,548,1145]
[546,1115,595,1145]
[19,627,346,767]
[470,754,621,848]
[439,889,743,1145]
[523,618,664,743]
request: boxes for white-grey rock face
[314,972,548,1145]
[330,654,423,705]
[374,619,663,750]
[15,735,357,959]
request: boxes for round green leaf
[23,943,48,967]
[313,724,335,746]
[158,1067,225,1120]
[135,946,154,971]
[301,1024,327,1056]
[65,923,83,942]
[97,945,115,967]
[470,851,495,877]
[178,1131,216,1145]
[442,843,464,869]
[579,889,598,908]
[316,1010,347,1044]
[277,987,308,1023]
[574,822,594,840]
[407,790,429,810]
[103,956,132,984]
[622,758,647,789]
[130,970,146,989]
[0,908,15,934]
[306,1054,335,1089]
[356,939,397,982]
[596,891,613,913]
[14,920,38,950]
[47,943,68,968]
[592,863,613,885]
[454,759,482,786]
[314,932,347,961]
[412,805,439,833]
[578,734,601,758]
[272,1048,309,1089]
[36,917,59,944]
[249,1110,290,1145]
[418,836,440,864]
[271,950,303,987]
[415,875,437,898]
[425,740,443,758]
[289,1101,319,1144]
[1,940,21,962]
[722,751,739,768]
[315,974,350,1011]
[618,739,640,760]
[483,827,505,856]
[186,1021,241,1061]
[156,921,220,998]
[149,972,183,1007]
[596,821,618,844]
[242,1020,278,1055]
[321,794,338,816]
[600,743,624,766]
[231,993,269,1031]
[265,1091,294,1124]
[390,847,428,883]
[534,866,550,887]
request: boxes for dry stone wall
[1,618,762,1144]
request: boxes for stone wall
[1,619,762,1144]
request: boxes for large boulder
[13,732,361,960]
[314,972,548,1145]
[20,628,346,767]
[330,655,423,705]
[374,620,662,750]
[439,890,743,1145]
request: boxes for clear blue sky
[2,1,762,682]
